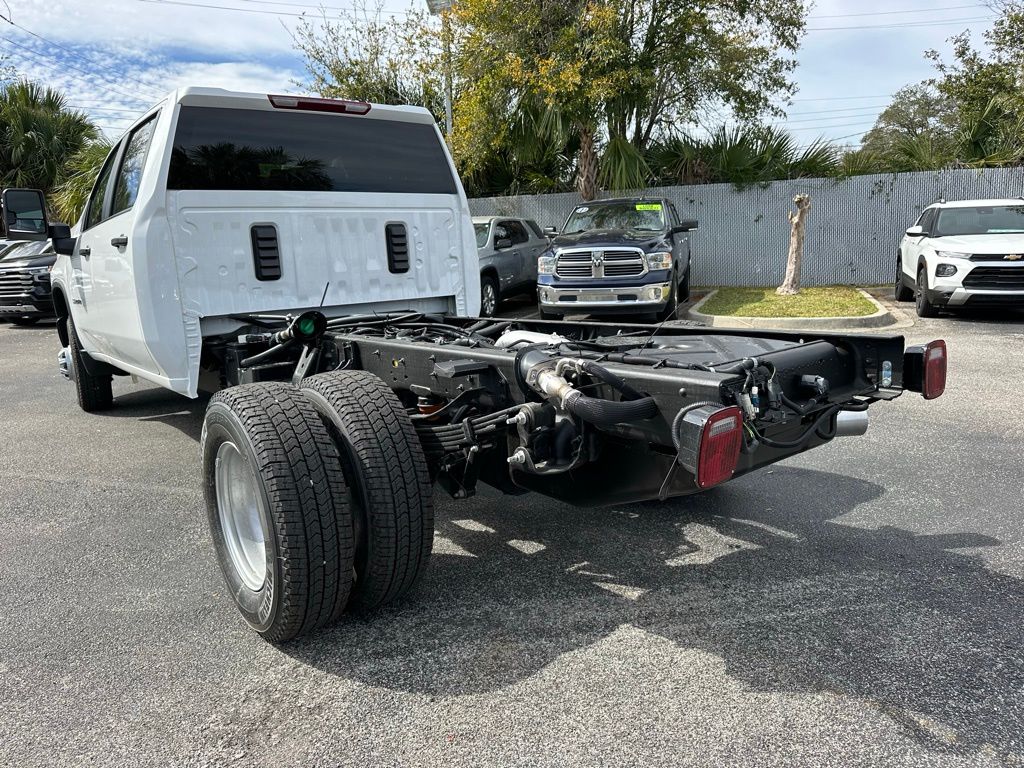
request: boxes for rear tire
[480,274,499,317]
[202,382,355,643]
[915,267,939,318]
[66,319,113,412]
[895,256,914,301]
[300,371,434,612]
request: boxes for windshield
[934,206,1024,236]
[474,223,489,248]
[0,241,51,261]
[563,201,666,233]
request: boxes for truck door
[76,115,159,369]
[72,140,121,348]
[500,220,530,289]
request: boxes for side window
[85,143,122,231]
[525,220,545,239]
[669,203,681,226]
[503,220,529,245]
[494,224,510,243]
[920,209,937,233]
[112,115,158,216]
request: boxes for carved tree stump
[776,194,811,296]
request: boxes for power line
[790,94,894,102]
[809,3,985,19]
[807,15,993,31]
[227,0,411,13]
[136,0,408,17]
[0,36,157,105]
[786,104,889,116]
[0,12,164,98]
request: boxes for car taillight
[697,406,744,488]
[923,339,947,400]
[267,95,371,115]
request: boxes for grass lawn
[699,286,877,318]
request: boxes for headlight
[935,264,957,277]
[935,251,971,259]
[538,254,557,275]
[26,266,50,275]
[645,251,672,270]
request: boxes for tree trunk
[776,194,811,296]
[576,123,598,201]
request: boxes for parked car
[536,197,696,321]
[0,238,57,324]
[0,89,948,646]
[473,216,549,316]
[897,198,1024,317]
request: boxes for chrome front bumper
[538,282,671,309]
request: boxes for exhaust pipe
[834,409,868,437]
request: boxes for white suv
[897,198,1024,317]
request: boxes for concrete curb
[686,288,898,331]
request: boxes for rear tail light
[903,339,947,399]
[267,95,371,115]
[674,405,744,489]
[923,339,947,400]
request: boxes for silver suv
[473,216,550,316]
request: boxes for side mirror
[1,188,49,241]
[49,223,76,256]
[543,226,558,237]
[495,237,513,250]
[905,225,926,237]
[672,219,698,234]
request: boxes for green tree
[860,84,954,160]
[0,80,98,194]
[453,0,808,199]
[52,138,112,224]
[292,1,444,122]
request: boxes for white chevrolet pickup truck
[2,88,948,643]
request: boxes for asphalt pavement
[1,301,1023,767]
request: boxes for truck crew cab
[537,197,695,320]
[2,90,949,645]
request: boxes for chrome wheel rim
[482,283,496,315]
[215,441,267,591]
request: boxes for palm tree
[0,80,98,194]
[52,138,113,224]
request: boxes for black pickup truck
[0,239,57,325]
[537,197,696,321]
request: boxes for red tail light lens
[267,95,371,115]
[697,406,744,488]
[923,339,947,400]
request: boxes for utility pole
[425,0,453,136]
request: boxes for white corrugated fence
[468,167,1024,286]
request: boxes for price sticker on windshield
[635,203,662,211]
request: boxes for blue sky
[0,0,998,145]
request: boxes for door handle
[111,236,128,248]
[79,246,91,258]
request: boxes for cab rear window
[167,106,458,195]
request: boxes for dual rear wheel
[201,372,434,643]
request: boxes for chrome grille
[602,250,646,277]
[555,251,594,278]
[0,269,32,299]
[554,248,646,279]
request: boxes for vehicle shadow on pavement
[98,387,209,442]
[285,465,1023,761]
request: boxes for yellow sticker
[635,203,662,211]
